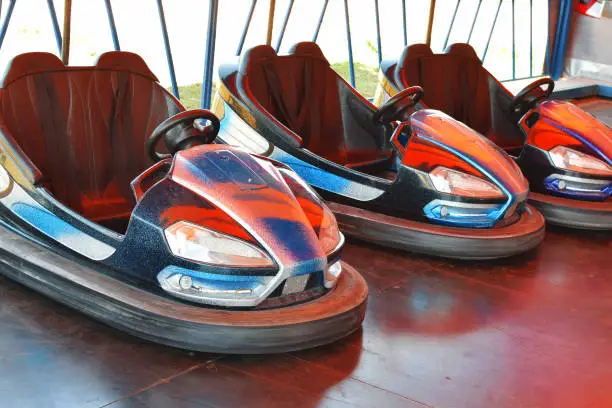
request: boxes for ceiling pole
[266,0,276,46]
[61,0,72,64]
[426,0,436,47]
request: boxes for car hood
[169,145,326,275]
[538,100,611,165]
[409,109,529,198]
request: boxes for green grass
[331,61,379,96]
[171,60,379,109]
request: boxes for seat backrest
[0,52,182,220]
[395,43,492,137]
[235,43,391,168]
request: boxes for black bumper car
[212,42,545,260]
[376,43,611,230]
[0,52,367,353]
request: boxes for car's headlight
[164,221,274,268]
[429,166,504,199]
[319,206,342,254]
[549,146,612,177]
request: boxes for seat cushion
[0,52,182,220]
[236,43,393,170]
[396,43,492,137]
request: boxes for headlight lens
[549,146,612,177]
[319,206,342,254]
[429,166,504,199]
[164,221,274,268]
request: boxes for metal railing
[0,0,549,108]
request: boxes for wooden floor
[0,225,610,408]
[0,99,610,407]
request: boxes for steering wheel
[510,77,555,115]
[146,109,220,162]
[373,86,424,124]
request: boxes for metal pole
[343,0,355,87]
[61,0,72,64]
[443,0,460,51]
[482,0,503,61]
[467,0,482,43]
[274,0,294,52]
[104,0,120,51]
[155,0,179,98]
[402,0,407,46]
[312,0,329,42]
[511,0,515,79]
[202,0,219,109]
[0,0,16,50]
[374,0,382,64]
[236,0,257,56]
[426,0,436,47]
[47,0,63,54]
[266,0,276,46]
[529,0,533,77]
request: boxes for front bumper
[328,202,546,260]
[529,192,612,230]
[0,222,367,354]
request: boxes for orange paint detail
[402,137,484,178]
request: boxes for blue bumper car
[0,52,367,353]
[375,43,612,230]
[212,43,546,260]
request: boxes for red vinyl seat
[395,43,524,151]
[236,42,394,172]
[0,52,182,221]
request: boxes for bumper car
[0,52,368,354]
[212,42,545,260]
[376,43,612,230]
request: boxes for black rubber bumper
[329,202,546,260]
[0,224,367,354]
[529,192,612,230]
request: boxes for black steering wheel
[147,109,220,162]
[373,86,424,124]
[510,77,555,115]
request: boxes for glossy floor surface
[1,226,610,408]
[0,99,611,408]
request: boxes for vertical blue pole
[529,0,533,77]
[104,0,120,51]
[0,0,16,50]
[202,0,219,109]
[443,0,461,51]
[312,0,329,42]
[47,0,63,54]
[274,0,294,52]
[155,0,179,98]
[550,0,572,80]
[343,0,355,87]
[402,0,407,46]
[374,0,382,64]
[467,0,482,43]
[482,0,503,61]
[236,0,257,56]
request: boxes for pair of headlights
[164,205,341,268]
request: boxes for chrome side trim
[0,181,116,260]
[219,101,386,202]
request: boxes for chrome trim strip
[220,101,386,202]
[0,181,116,261]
